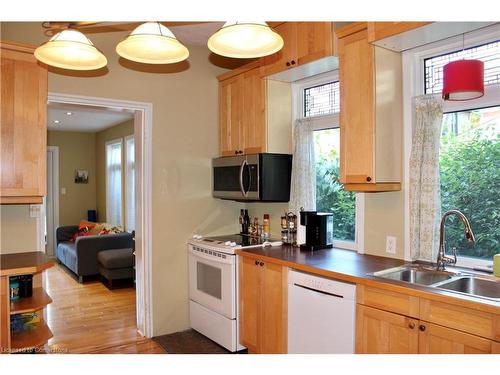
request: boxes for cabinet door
[419,322,494,354]
[296,22,333,65]
[238,256,260,352]
[241,68,267,154]
[338,28,376,184]
[219,76,243,156]
[355,305,419,354]
[262,23,297,76]
[259,261,287,354]
[1,47,47,203]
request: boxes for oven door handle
[239,159,248,197]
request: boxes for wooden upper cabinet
[1,41,47,204]
[238,255,287,354]
[263,22,334,76]
[367,22,431,43]
[218,66,267,156]
[337,24,402,192]
[356,304,419,354]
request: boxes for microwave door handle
[239,160,248,197]
[245,162,251,196]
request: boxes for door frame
[44,146,60,257]
[39,92,154,338]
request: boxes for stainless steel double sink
[372,264,500,301]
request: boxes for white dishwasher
[288,269,356,354]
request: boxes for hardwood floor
[45,264,164,354]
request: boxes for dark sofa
[56,225,134,282]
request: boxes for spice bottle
[263,214,270,239]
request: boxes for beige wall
[0,205,39,254]
[47,131,97,225]
[0,22,242,335]
[95,119,134,222]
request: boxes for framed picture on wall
[75,169,89,184]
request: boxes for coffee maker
[299,211,334,251]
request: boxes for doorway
[38,93,153,340]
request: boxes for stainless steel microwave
[212,153,292,202]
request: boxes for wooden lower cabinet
[238,255,287,353]
[419,322,494,354]
[356,305,419,353]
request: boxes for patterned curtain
[409,96,443,261]
[289,118,316,216]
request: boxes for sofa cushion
[98,248,134,269]
[57,241,77,273]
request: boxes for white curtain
[289,118,316,215]
[106,141,123,226]
[409,96,443,261]
[125,137,135,232]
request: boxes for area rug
[153,329,241,354]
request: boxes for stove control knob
[230,242,237,246]
[224,241,231,246]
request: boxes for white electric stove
[187,234,281,352]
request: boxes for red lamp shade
[442,59,484,101]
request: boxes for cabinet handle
[291,60,296,65]
[259,262,264,267]
[255,260,259,266]
[408,322,415,329]
[419,325,426,332]
[366,176,372,182]
[286,61,291,67]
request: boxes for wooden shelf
[0,252,54,277]
[10,288,52,315]
[10,321,52,351]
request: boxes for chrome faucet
[437,210,476,271]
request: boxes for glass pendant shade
[116,22,189,64]
[34,29,107,70]
[207,21,284,58]
[442,59,484,101]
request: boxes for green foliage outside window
[439,108,499,260]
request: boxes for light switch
[61,187,66,195]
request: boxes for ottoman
[98,248,135,289]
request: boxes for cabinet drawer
[357,285,419,318]
[420,299,500,341]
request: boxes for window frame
[124,134,135,232]
[105,138,124,226]
[292,71,365,253]
[402,24,500,268]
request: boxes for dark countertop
[236,245,500,313]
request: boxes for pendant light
[207,22,284,59]
[442,34,484,101]
[116,22,189,64]
[34,29,107,70]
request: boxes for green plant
[439,130,499,260]
[315,149,356,241]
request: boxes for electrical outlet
[386,236,397,254]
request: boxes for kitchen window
[404,25,500,268]
[294,72,364,252]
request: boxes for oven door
[188,245,236,319]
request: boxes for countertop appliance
[299,211,334,251]
[188,234,281,352]
[288,269,356,353]
[212,153,292,202]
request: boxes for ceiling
[168,22,224,46]
[47,103,134,132]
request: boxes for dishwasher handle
[293,283,345,299]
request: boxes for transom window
[424,39,500,94]
[304,81,340,117]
